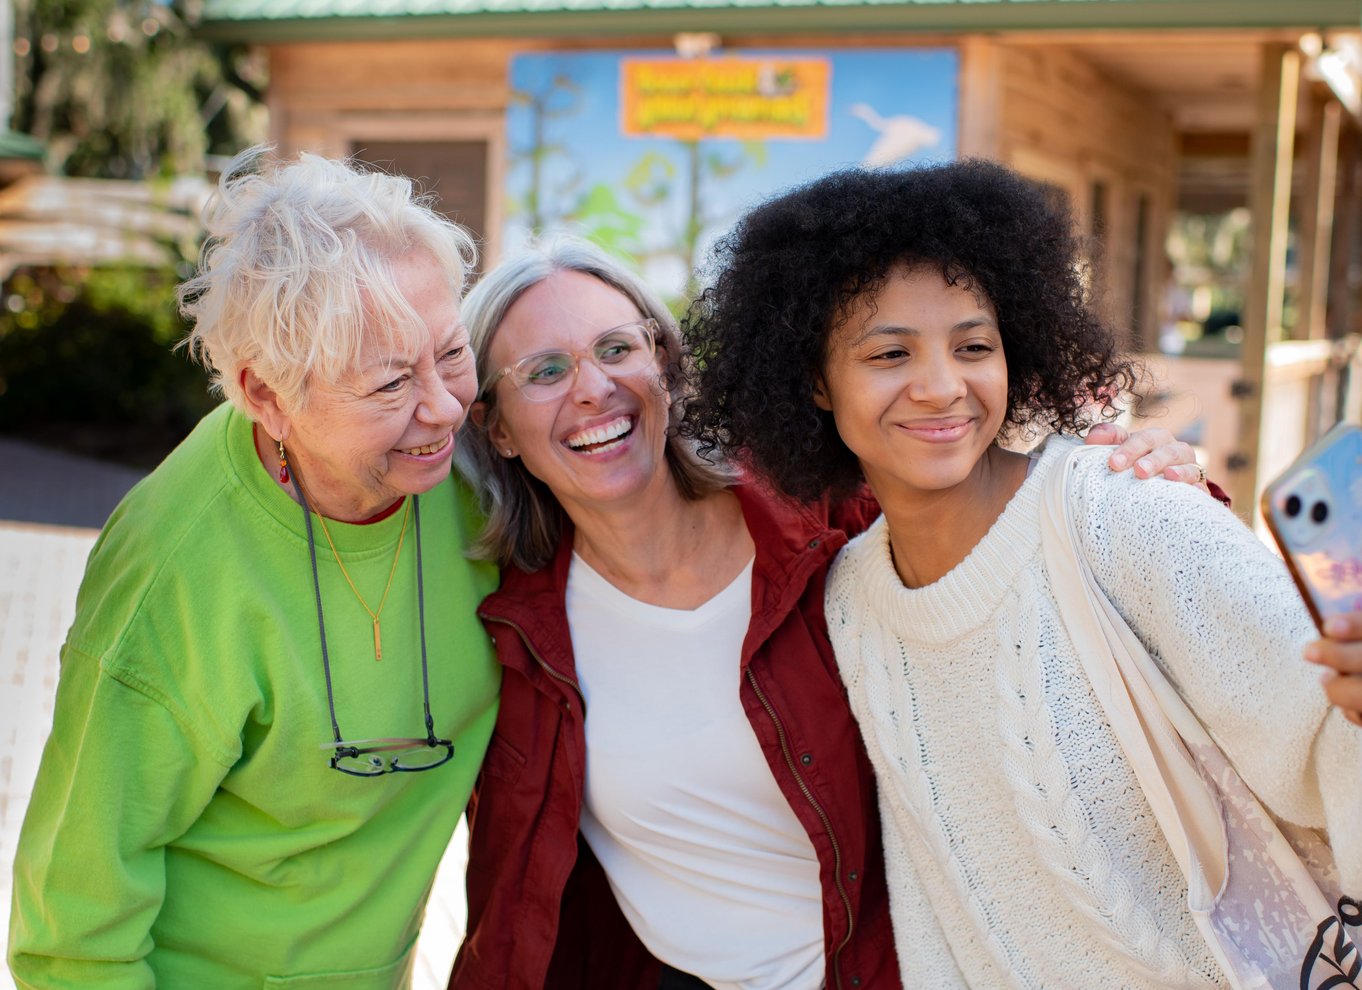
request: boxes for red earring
[277,440,290,485]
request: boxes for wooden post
[1231,43,1299,518]
[1298,94,1341,342]
[1328,124,1360,342]
[957,37,1004,159]
[1327,126,1362,426]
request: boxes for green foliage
[12,0,267,178]
[0,1,261,463]
[0,264,217,466]
[1167,208,1250,322]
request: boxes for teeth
[566,417,632,449]
[402,436,450,456]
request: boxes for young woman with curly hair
[683,159,1362,989]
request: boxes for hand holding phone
[1261,422,1362,631]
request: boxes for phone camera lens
[1311,501,1329,524]
[1285,494,1302,517]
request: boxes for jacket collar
[478,479,866,684]
[733,479,844,649]
[476,518,579,683]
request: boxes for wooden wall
[266,39,520,263]
[267,39,517,143]
[264,33,1180,307]
[961,37,1180,349]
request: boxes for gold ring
[1196,464,1207,485]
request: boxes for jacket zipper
[482,614,586,707]
[746,667,852,990]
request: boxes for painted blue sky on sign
[505,47,959,300]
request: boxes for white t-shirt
[568,552,824,990]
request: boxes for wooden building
[198,0,1362,517]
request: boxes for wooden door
[350,140,489,254]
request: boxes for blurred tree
[0,3,261,465]
[0,260,219,467]
[1167,208,1252,326]
[10,0,266,178]
[509,73,582,234]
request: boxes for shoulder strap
[1038,445,1228,909]
[1041,446,1357,989]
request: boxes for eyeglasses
[290,481,456,778]
[321,736,454,777]
[485,319,659,403]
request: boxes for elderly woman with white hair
[7,149,499,989]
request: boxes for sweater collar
[846,439,1071,645]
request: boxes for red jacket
[450,482,900,990]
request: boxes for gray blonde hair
[179,146,478,412]
[456,237,733,572]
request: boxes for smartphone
[1261,422,1362,631]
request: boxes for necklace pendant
[373,618,383,662]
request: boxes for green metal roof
[195,0,1362,42]
[0,132,45,162]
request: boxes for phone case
[1260,422,1362,630]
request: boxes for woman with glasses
[445,237,1209,990]
[8,149,499,989]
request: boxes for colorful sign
[506,48,959,302]
[620,57,829,140]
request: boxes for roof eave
[193,0,1362,44]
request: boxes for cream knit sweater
[826,438,1362,990]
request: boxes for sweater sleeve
[1072,459,1362,893]
[8,646,233,990]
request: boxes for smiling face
[814,262,1010,505]
[481,269,672,516]
[269,249,476,520]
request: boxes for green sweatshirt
[8,403,500,989]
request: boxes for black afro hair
[681,158,1139,501]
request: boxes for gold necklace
[292,466,410,662]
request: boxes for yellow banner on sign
[620,58,830,140]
